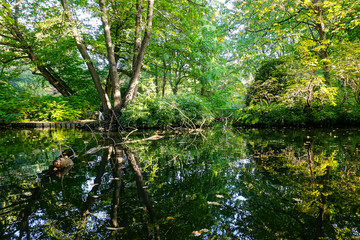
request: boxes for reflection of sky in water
[82,176,96,193]
[207,156,249,238]
[13,210,47,239]
[233,194,247,201]
[92,211,108,220]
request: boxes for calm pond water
[0,127,359,239]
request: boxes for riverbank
[0,120,98,130]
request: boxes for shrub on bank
[234,102,360,127]
[0,86,91,124]
[234,103,306,127]
[119,94,215,128]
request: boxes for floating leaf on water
[106,227,124,231]
[207,201,222,206]
[109,177,120,181]
[192,228,209,236]
[146,135,165,140]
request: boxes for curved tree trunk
[61,0,112,119]
[133,0,143,71]
[99,0,122,118]
[313,0,331,84]
[123,0,155,108]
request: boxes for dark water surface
[1,127,359,239]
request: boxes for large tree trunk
[122,0,155,108]
[313,1,330,84]
[99,0,122,118]
[61,0,154,127]
[133,0,143,71]
[61,0,112,119]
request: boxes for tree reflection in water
[0,128,360,239]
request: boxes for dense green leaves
[120,93,214,128]
[1,0,360,126]
[230,0,360,126]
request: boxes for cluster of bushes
[235,56,360,127]
[0,78,218,127]
[0,82,92,123]
[119,93,215,128]
[5,55,360,128]
[234,103,360,127]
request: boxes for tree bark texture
[133,0,143,71]
[313,1,330,84]
[123,0,155,108]
[99,0,122,117]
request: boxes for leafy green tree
[234,0,359,73]
[0,0,157,126]
[0,0,76,96]
[332,41,360,105]
[145,0,231,98]
[60,0,154,124]
[245,58,290,105]
[230,0,360,124]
